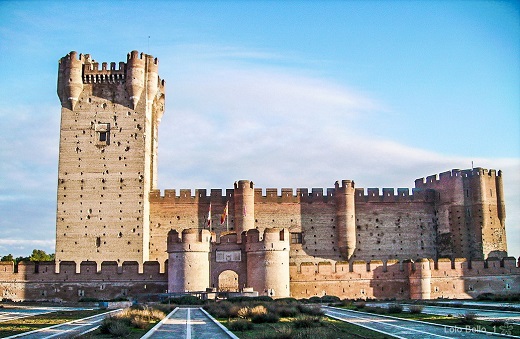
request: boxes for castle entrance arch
[218,270,239,292]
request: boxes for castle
[0,51,518,302]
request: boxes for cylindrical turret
[58,51,84,110]
[335,180,356,260]
[145,55,159,102]
[234,180,255,242]
[167,229,211,293]
[408,259,432,299]
[126,51,145,109]
[245,228,290,298]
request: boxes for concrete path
[0,306,92,323]
[4,309,119,339]
[323,306,518,338]
[142,307,239,339]
[366,302,520,325]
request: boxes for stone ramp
[143,307,238,339]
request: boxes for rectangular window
[95,123,110,145]
[291,232,302,244]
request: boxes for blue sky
[0,1,519,259]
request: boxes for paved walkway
[4,309,119,339]
[323,306,517,338]
[366,302,520,325]
[142,307,238,339]
[0,306,92,323]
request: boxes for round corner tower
[234,180,255,242]
[335,180,356,260]
[167,228,211,293]
[245,228,290,298]
[408,258,432,300]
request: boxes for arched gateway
[218,270,239,292]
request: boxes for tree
[29,249,54,262]
[1,254,14,262]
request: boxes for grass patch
[220,316,391,339]
[0,309,106,337]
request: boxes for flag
[207,202,212,228]
[220,201,228,225]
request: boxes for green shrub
[308,296,322,303]
[250,305,268,316]
[409,305,424,314]
[251,312,280,323]
[108,320,131,337]
[293,315,323,329]
[458,312,477,325]
[388,303,403,313]
[277,306,299,317]
[228,319,253,331]
[275,297,298,304]
[237,306,250,318]
[353,301,366,309]
[298,304,324,316]
[227,296,273,302]
[165,295,203,305]
[131,316,149,329]
[320,295,340,304]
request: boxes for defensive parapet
[335,180,356,260]
[245,228,290,298]
[57,50,164,111]
[354,187,436,202]
[167,229,212,293]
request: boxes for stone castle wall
[1,257,518,301]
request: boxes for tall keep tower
[55,51,165,272]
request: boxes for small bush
[228,319,254,331]
[227,296,273,302]
[251,312,280,323]
[165,295,203,305]
[409,305,424,314]
[320,295,340,304]
[131,316,149,329]
[237,306,250,318]
[275,297,298,304]
[250,305,268,316]
[298,304,324,316]
[459,312,477,325]
[388,303,403,313]
[277,306,300,317]
[99,317,131,336]
[308,296,322,303]
[293,315,323,329]
[353,301,366,309]
[108,320,131,337]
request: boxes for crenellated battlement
[415,168,501,189]
[354,187,436,203]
